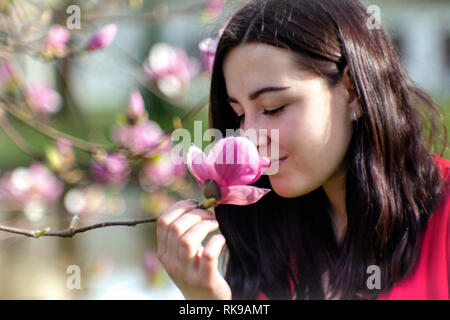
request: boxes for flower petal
[249,156,271,184]
[186,144,212,187]
[219,185,271,206]
[207,136,262,186]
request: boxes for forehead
[223,43,295,84]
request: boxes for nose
[256,130,269,155]
[240,124,270,157]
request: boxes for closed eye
[234,105,287,126]
[263,105,286,115]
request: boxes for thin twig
[0,200,217,239]
[0,99,111,153]
[0,217,158,238]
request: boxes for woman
[156,0,449,299]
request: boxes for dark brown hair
[210,0,448,299]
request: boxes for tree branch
[0,99,112,153]
[0,217,158,238]
[0,200,217,238]
[0,108,41,158]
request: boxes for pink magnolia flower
[26,82,62,115]
[143,43,198,98]
[186,136,271,206]
[28,163,64,202]
[144,134,173,157]
[112,120,164,155]
[86,23,118,51]
[43,25,70,58]
[140,151,186,187]
[0,162,63,206]
[90,153,130,184]
[127,89,145,119]
[199,37,218,73]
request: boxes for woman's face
[222,43,356,198]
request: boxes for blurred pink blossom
[140,152,186,187]
[43,25,70,58]
[205,0,224,13]
[112,121,164,155]
[201,0,224,22]
[145,188,177,216]
[127,89,145,119]
[187,136,271,205]
[144,134,173,157]
[199,37,218,73]
[64,184,107,218]
[0,60,14,87]
[143,43,198,98]
[86,23,118,51]
[26,82,62,115]
[90,153,130,184]
[57,138,73,158]
[0,162,64,206]
[144,250,161,275]
[143,250,166,285]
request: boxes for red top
[258,155,450,300]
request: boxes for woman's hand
[156,199,231,300]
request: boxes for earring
[352,110,358,121]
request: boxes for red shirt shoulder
[378,154,450,300]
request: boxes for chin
[268,177,300,198]
[268,176,319,198]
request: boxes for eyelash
[235,105,286,124]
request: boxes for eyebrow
[227,86,290,104]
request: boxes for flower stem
[197,197,217,210]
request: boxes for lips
[270,157,288,166]
[271,157,287,162]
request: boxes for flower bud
[26,82,62,115]
[86,23,118,51]
[127,89,145,120]
[42,25,70,58]
[202,178,222,201]
[33,227,50,238]
[69,215,80,230]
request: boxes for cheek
[293,93,351,162]
[268,99,353,197]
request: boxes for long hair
[209,0,448,299]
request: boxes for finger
[157,199,198,258]
[166,209,215,261]
[178,219,219,269]
[198,234,226,280]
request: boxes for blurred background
[0,0,448,299]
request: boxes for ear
[342,65,356,105]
